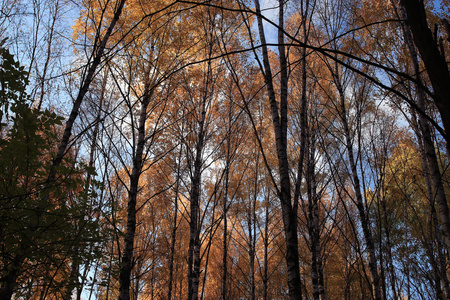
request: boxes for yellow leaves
[380,131,430,223]
[386,131,420,179]
[73,0,120,43]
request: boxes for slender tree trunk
[48,0,126,179]
[36,0,60,111]
[344,258,351,300]
[432,204,449,299]
[263,185,269,300]
[134,261,142,300]
[187,21,218,297]
[334,72,381,300]
[69,66,107,300]
[118,71,153,300]
[222,139,231,300]
[187,144,203,300]
[187,91,207,300]
[374,147,396,299]
[200,195,220,300]
[222,184,228,300]
[307,135,325,300]
[381,194,399,299]
[248,194,256,300]
[377,219,387,300]
[307,137,320,300]
[254,1,302,298]
[168,146,182,300]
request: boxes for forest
[0,0,450,299]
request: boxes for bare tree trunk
[187,140,203,300]
[254,1,302,298]
[381,194,399,299]
[36,0,60,111]
[398,4,450,297]
[262,185,270,300]
[222,176,229,300]
[68,65,107,300]
[413,108,449,299]
[187,16,218,296]
[248,188,257,300]
[221,133,231,300]
[118,71,153,300]
[200,192,221,300]
[333,71,381,300]
[187,86,208,300]
[48,0,126,179]
[308,160,320,300]
[307,133,325,300]
[373,137,397,299]
[400,0,450,153]
[168,146,183,300]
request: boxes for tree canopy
[1,0,450,299]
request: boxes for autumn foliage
[1,0,450,299]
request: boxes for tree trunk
[187,141,203,300]
[63,254,80,300]
[221,183,228,300]
[118,71,153,300]
[414,109,450,299]
[48,0,126,179]
[263,186,270,300]
[187,91,207,300]
[334,72,381,300]
[0,255,24,300]
[168,146,182,300]
[307,134,326,300]
[400,0,450,154]
[399,5,450,296]
[248,192,256,300]
[187,20,218,297]
[221,154,230,299]
[36,0,60,111]
[380,190,399,299]
[254,1,303,298]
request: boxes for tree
[248,1,304,298]
[3,0,450,298]
[0,45,100,300]
[400,0,450,151]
